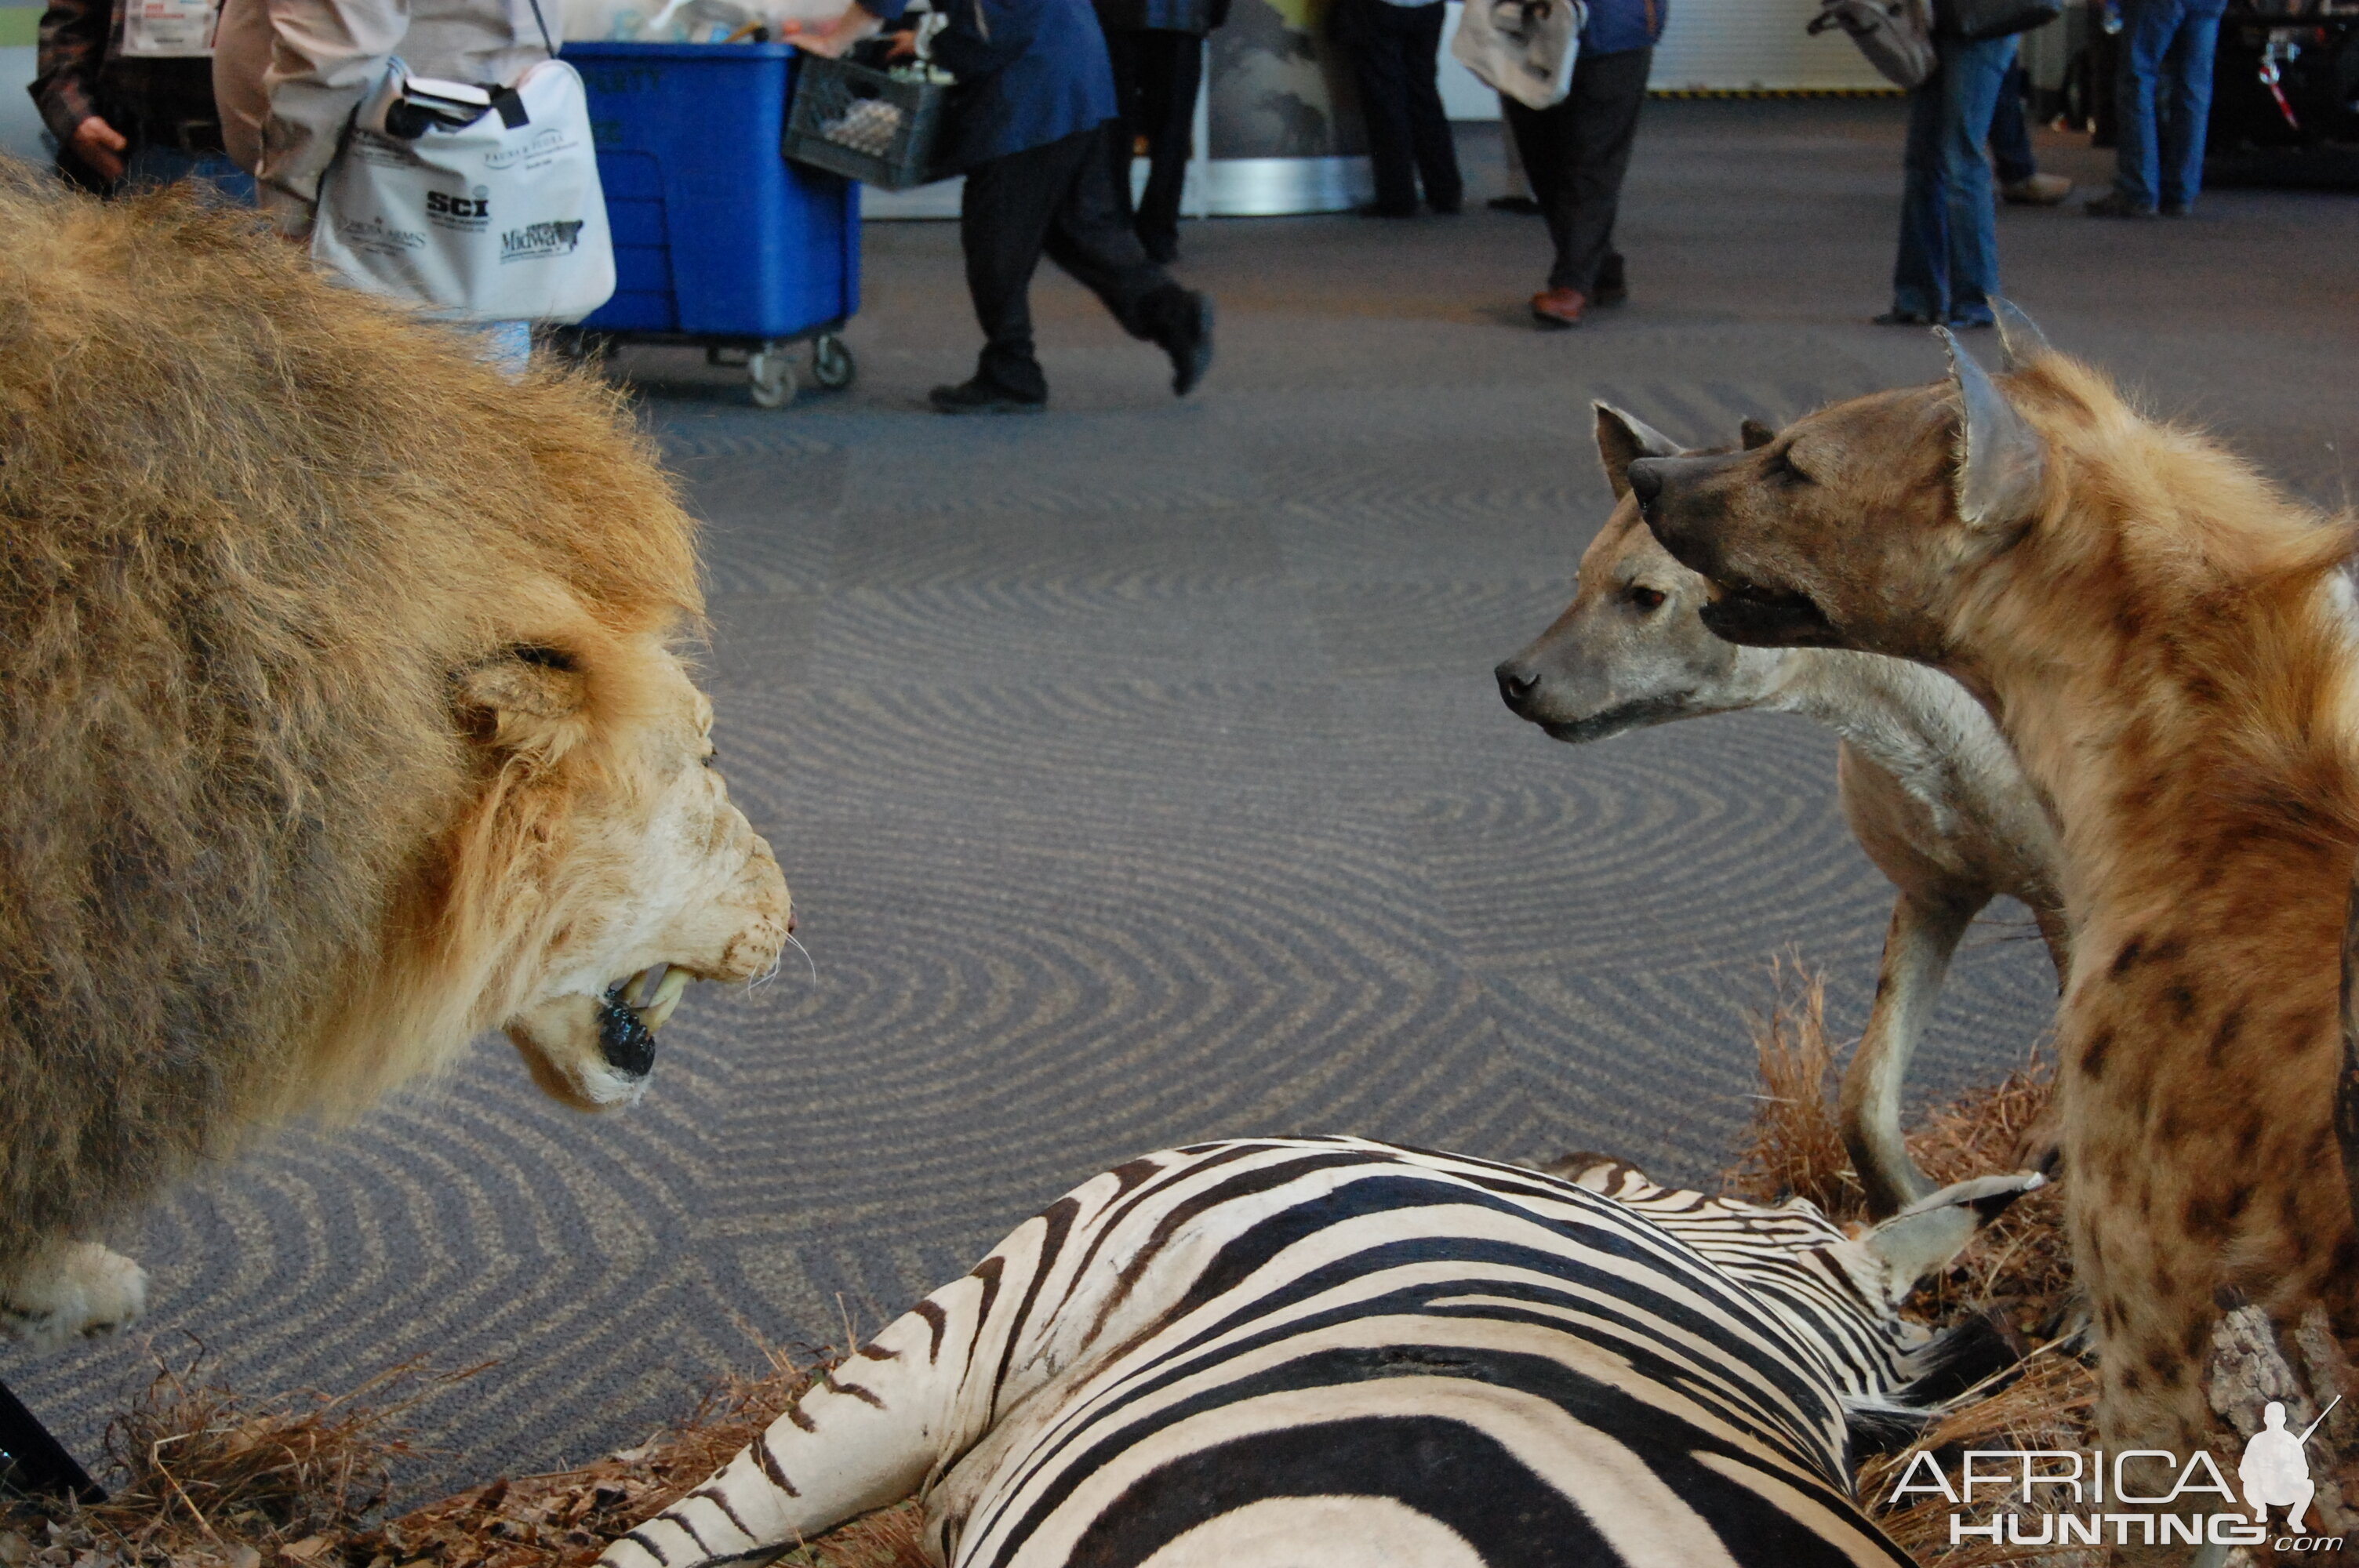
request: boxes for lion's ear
[456,647,591,761]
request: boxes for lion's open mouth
[595,964,691,1078]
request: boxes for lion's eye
[1627,585,1667,613]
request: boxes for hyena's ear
[1843,1171,2045,1307]
[1594,404,1684,501]
[1739,418,1776,451]
[1939,329,2046,532]
[1992,298,2054,373]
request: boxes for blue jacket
[1582,0,1666,55]
[858,0,1117,169]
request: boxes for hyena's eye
[1627,586,1667,613]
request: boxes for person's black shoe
[1428,194,1463,216]
[1487,195,1542,215]
[1354,201,1416,218]
[2085,191,2158,217]
[1163,291,1214,397]
[1140,230,1180,264]
[929,378,1047,414]
[1873,308,1939,326]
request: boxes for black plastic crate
[783,54,951,191]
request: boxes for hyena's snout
[1495,659,1544,717]
[1627,456,1714,577]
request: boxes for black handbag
[1933,0,2063,38]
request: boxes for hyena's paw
[1,1243,147,1351]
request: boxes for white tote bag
[313,56,615,323]
[1449,0,1586,111]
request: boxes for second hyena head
[1627,334,2048,670]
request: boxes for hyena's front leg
[1841,890,1982,1218]
[0,1241,147,1351]
[2069,1123,2224,1566]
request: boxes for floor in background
[10,101,2355,1496]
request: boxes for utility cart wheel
[810,333,856,391]
[747,347,797,408]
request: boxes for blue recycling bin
[563,40,860,401]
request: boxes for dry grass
[0,1343,925,1568]
[1729,953,1867,1222]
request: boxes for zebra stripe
[602,1137,2036,1568]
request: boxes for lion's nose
[1496,661,1541,713]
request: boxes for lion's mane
[0,168,702,1277]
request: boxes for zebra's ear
[1848,1171,2045,1306]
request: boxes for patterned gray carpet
[10,103,2356,1497]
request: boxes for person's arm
[777,0,900,56]
[28,0,126,179]
[252,0,409,237]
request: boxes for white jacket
[213,0,552,234]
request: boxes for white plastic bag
[312,57,615,323]
[1449,0,1584,111]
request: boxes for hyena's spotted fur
[1629,317,2359,1554]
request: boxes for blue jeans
[2114,0,2227,210]
[1988,60,2036,186]
[1892,32,2016,327]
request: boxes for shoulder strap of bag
[525,0,557,56]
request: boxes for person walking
[2086,0,2227,215]
[212,0,551,366]
[1878,25,2017,327]
[1095,0,1228,263]
[788,0,1212,412]
[1337,0,1460,217]
[30,0,251,197]
[1504,0,1665,329]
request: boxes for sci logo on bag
[425,190,491,223]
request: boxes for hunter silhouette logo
[2244,1398,2341,1533]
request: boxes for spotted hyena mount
[1627,305,2359,1547]
[1495,403,2067,1218]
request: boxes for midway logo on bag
[500,220,586,262]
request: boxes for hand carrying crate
[783,54,952,191]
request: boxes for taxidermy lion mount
[0,169,791,1348]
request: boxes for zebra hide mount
[603,1137,2041,1568]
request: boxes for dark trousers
[1342,0,1461,212]
[961,122,1189,400]
[1503,46,1650,295]
[1105,28,1203,259]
